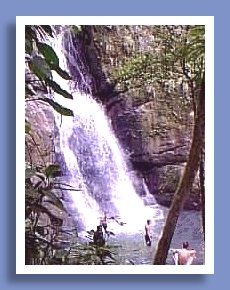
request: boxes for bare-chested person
[100,212,108,232]
[173,241,196,265]
[144,219,152,246]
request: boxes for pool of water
[102,204,204,265]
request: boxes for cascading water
[49,28,153,233]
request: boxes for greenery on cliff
[111,25,204,121]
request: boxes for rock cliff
[26,25,201,210]
[77,25,200,210]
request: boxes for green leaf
[45,78,73,99]
[25,119,31,134]
[41,98,74,116]
[45,164,61,178]
[54,66,72,80]
[29,56,52,80]
[37,42,59,69]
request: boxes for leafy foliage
[151,26,205,264]
[25,25,74,264]
[25,160,117,265]
[39,98,74,116]
[25,25,118,265]
[25,25,74,116]
[65,244,116,265]
[37,42,60,69]
[113,25,204,87]
[25,160,116,265]
[110,25,204,131]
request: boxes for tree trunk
[199,146,205,240]
[153,74,205,265]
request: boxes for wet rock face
[25,99,67,175]
[104,94,200,210]
[81,26,200,210]
[25,101,56,167]
[63,26,118,103]
[144,165,201,211]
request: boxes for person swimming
[172,241,196,265]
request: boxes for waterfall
[49,28,153,233]
[142,178,157,206]
[142,178,151,196]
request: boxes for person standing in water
[100,212,108,234]
[172,241,196,265]
[144,219,152,246]
[93,225,105,247]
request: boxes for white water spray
[49,29,153,233]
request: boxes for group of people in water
[93,212,114,247]
[92,214,197,265]
[144,219,197,265]
[92,213,127,246]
